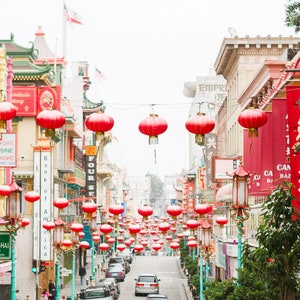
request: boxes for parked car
[134,274,160,296]
[120,248,133,264]
[109,261,131,274]
[105,264,126,282]
[77,285,112,299]
[98,278,120,300]
[108,256,130,273]
[145,295,169,300]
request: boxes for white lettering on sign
[0,134,16,167]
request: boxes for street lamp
[69,222,84,300]
[229,162,250,285]
[1,178,29,300]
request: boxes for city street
[118,255,191,300]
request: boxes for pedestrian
[16,290,20,300]
[61,296,66,300]
[24,296,30,300]
[48,280,56,300]
[40,289,48,300]
[79,265,87,285]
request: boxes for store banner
[286,86,300,204]
[244,102,290,196]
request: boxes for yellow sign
[86,145,97,156]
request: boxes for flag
[64,3,83,25]
[95,67,104,79]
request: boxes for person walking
[48,280,56,300]
[40,289,48,300]
[79,265,87,285]
[16,290,20,300]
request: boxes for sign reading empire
[0,133,16,167]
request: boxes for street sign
[0,232,11,260]
[61,268,73,276]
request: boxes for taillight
[119,272,124,275]
[136,283,144,286]
[150,283,158,287]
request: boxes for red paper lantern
[186,220,200,230]
[128,224,141,235]
[107,237,116,244]
[152,243,162,251]
[117,236,124,243]
[42,221,55,231]
[169,241,180,250]
[109,204,124,216]
[0,185,11,196]
[0,102,17,121]
[216,216,228,226]
[238,108,267,137]
[187,240,197,249]
[54,197,69,209]
[78,232,85,239]
[134,244,144,253]
[100,224,113,234]
[24,191,40,203]
[165,235,172,242]
[138,205,153,219]
[158,222,170,233]
[124,239,133,247]
[21,217,30,227]
[71,222,84,233]
[85,111,114,140]
[99,243,109,251]
[82,201,97,219]
[185,112,215,145]
[138,113,168,144]
[194,203,210,215]
[92,235,101,243]
[166,205,183,219]
[62,239,72,248]
[36,109,66,137]
[141,240,148,247]
[0,102,16,131]
[177,233,184,239]
[80,241,90,249]
[116,244,126,252]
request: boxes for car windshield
[139,276,157,282]
[109,257,123,263]
[83,289,106,298]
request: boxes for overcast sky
[1,1,296,179]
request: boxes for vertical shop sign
[85,145,97,198]
[33,146,52,261]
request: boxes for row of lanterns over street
[0,98,268,143]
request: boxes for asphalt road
[118,254,192,300]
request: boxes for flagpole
[62,0,67,60]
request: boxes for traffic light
[32,259,37,274]
[39,260,46,273]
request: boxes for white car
[134,273,160,296]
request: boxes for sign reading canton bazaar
[85,146,97,198]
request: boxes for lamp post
[229,162,250,285]
[1,179,29,300]
[53,217,65,300]
[69,222,84,300]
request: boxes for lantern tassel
[248,139,253,156]
[154,148,157,164]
